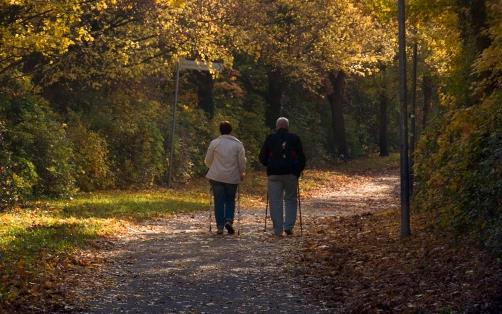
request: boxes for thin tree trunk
[327,70,349,159]
[410,42,418,195]
[378,91,389,157]
[422,74,432,130]
[196,72,214,119]
[265,69,283,129]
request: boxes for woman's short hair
[219,121,232,135]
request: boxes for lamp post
[398,0,411,237]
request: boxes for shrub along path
[64,165,400,313]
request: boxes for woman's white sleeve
[204,141,215,167]
[238,144,247,173]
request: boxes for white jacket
[205,135,246,184]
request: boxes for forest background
[0,0,500,257]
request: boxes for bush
[0,119,39,210]
[0,164,17,211]
[414,92,502,256]
[1,97,75,198]
[174,105,213,181]
[0,120,18,210]
[234,109,268,169]
[212,89,268,169]
[67,120,113,191]
[282,90,331,165]
[132,121,165,186]
[88,95,168,188]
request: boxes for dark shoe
[225,223,235,234]
[284,229,293,236]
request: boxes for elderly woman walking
[205,121,246,234]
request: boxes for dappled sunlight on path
[72,211,332,313]
[303,173,399,217]
[69,169,398,313]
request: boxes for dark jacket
[259,128,306,177]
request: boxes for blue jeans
[210,180,238,229]
[268,175,298,235]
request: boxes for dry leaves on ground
[296,211,502,313]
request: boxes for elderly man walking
[259,117,306,236]
[205,121,246,234]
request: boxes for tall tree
[327,70,349,158]
[378,87,389,157]
[232,0,395,156]
[265,69,283,129]
[196,72,215,118]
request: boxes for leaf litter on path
[16,166,499,313]
[62,168,401,313]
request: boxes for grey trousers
[268,174,298,235]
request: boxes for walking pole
[209,186,213,232]
[237,185,241,236]
[264,192,269,232]
[298,181,303,236]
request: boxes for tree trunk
[422,74,433,130]
[410,42,418,195]
[458,0,490,53]
[456,0,492,100]
[196,72,214,119]
[378,91,389,157]
[265,69,283,129]
[327,70,349,159]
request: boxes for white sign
[179,58,224,72]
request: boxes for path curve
[70,170,399,313]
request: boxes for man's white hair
[276,117,289,129]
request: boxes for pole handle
[237,185,241,236]
[264,192,268,232]
[209,186,213,232]
[298,180,303,236]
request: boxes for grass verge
[0,188,209,310]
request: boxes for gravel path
[72,171,399,313]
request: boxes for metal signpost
[398,0,411,237]
[179,58,224,72]
[167,58,223,188]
